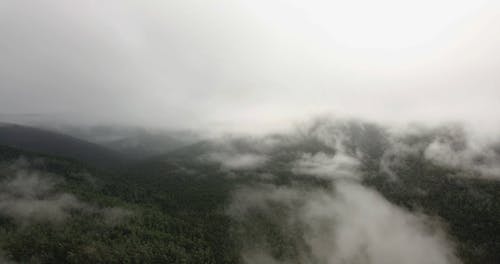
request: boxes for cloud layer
[1,1,500,132]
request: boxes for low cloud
[0,160,131,225]
[0,169,87,223]
[379,135,425,179]
[292,152,360,180]
[206,152,268,170]
[377,123,500,180]
[227,118,464,264]
[424,138,500,179]
[229,181,460,264]
[303,182,459,264]
[205,119,500,181]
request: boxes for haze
[1,0,499,133]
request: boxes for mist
[229,182,460,264]
[198,118,499,263]
[1,1,499,263]
[1,0,500,134]
[0,158,131,225]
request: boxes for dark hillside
[0,124,125,168]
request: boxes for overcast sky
[1,0,499,133]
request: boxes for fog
[1,2,499,262]
[229,183,460,264]
[0,158,131,225]
[203,118,500,180]
[1,0,500,134]
[219,119,470,263]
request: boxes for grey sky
[1,0,499,133]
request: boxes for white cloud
[300,182,460,264]
[229,182,460,264]
[0,161,132,225]
[425,138,500,179]
[293,152,360,180]
[206,152,268,170]
[0,170,87,223]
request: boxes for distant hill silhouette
[0,123,125,168]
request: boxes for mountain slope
[0,119,499,263]
[0,123,125,168]
[0,144,239,263]
[49,125,198,160]
[135,121,500,264]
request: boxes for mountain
[145,120,500,264]
[0,123,125,168]
[0,144,239,263]
[0,119,499,263]
[47,125,198,160]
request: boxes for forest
[0,121,498,264]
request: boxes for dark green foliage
[0,136,499,264]
[364,154,500,264]
[0,145,240,264]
